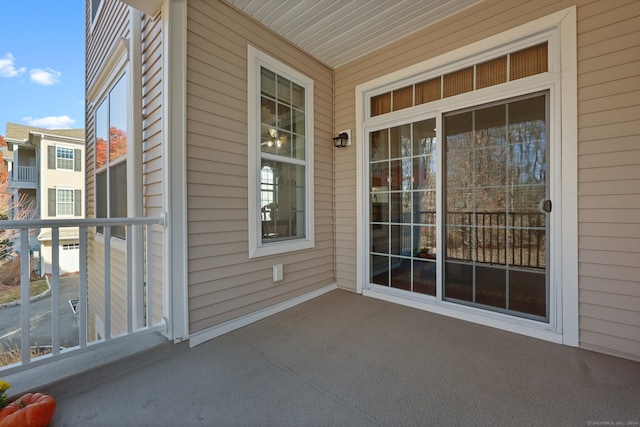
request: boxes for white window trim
[355,7,577,346]
[87,32,141,253]
[247,45,315,258]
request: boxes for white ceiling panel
[224,0,485,68]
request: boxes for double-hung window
[56,147,74,170]
[248,46,314,257]
[56,188,75,216]
[95,74,128,239]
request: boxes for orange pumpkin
[0,393,56,427]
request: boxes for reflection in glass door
[443,93,549,320]
[369,118,437,296]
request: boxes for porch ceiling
[223,0,486,68]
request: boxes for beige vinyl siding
[141,11,165,325]
[577,0,640,361]
[185,1,335,333]
[87,245,128,337]
[334,0,640,361]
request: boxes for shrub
[0,256,22,287]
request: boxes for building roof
[5,122,85,142]
[37,227,80,242]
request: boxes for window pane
[476,56,507,89]
[291,82,304,109]
[413,258,436,295]
[96,100,108,169]
[389,124,411,159]
[370,254,389,285]
[510,43,548,81]
[413,119,436,157]
[277,75,292,104]
[96,171,107,233]
[370,129,389,161]
[261,160,305,242]
[443,67,473,97]
[110,162,127,239]
[109,75,127,162]
[415,78,441,105]
[392,86,413,111]
[261,67,276,97]
[371,93,391,116]
[292,108,305,135]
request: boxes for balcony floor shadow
[38,290,639,426]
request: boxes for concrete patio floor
[35,290,639,426]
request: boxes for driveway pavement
[0,275,80,352]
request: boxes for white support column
[163,0,189,342]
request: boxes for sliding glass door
[367,92,550,321]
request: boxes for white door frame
[354,7,578,346]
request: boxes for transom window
[370,43,548,117]
[248,46,315,258]
[56,146,74,170]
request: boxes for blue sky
[1,1,84,135]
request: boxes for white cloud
[0,53,26,78]
[22,116,76,129]
[30,68,61,86]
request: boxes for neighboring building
[4,123,85,275]
[86,0,639,362]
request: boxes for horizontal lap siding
[577,0,640,361]
[335,0,640,360]
[186,1,334,332]
[141,11,165,325]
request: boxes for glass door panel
[443,93,548,320]
[369,118,437,296]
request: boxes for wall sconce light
[333,130,351,148]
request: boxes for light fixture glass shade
[333,132,349,148]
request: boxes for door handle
[540,199,552,213]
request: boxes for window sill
[94,232,127,253]
[249,238,314,259]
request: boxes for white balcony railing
[12,166,37,183]
[0,216,164,375]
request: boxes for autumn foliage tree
[96,127,127,168]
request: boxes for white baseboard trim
[189,283,338,348]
